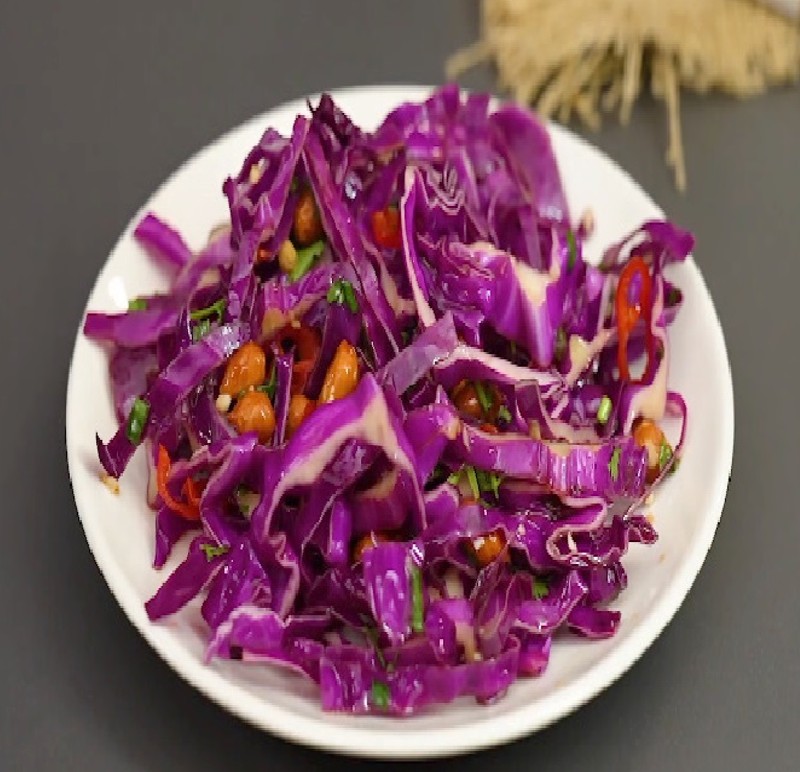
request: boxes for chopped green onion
[342,282,358,313]
[410,564,424,633]
[476,469,503,500]
[256,363,277,400]
[191,319,211,341]
[327,279,359,313]
[608,447,621,482]
[566,229,578,270]
[473,380,493,413]
[465,466,481,501]
[497,405,512,424]
[658,441,674,470]
[457,465,503,501]
[200,543,229,561]
[125,397,150,445]
[289,239,325,282]
[533,577,549,600]
[128,297,148,311]
[489,472,502,499]
[190,298,226,322]
[234,486,259,516]
[327,281,343,304]
[596,395,612,425]
[371,681,390,709]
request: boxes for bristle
[448,0,800,190]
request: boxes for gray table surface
[2,1,799,769]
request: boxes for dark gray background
[1,1,798,769]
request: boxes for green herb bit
[327,279,359,313]
[128,297,148,311]
[256,363,277,400]
[289,239,325,282]
[190,298,226,322]
[342,281,358,313]
[596,395,612,425]
[125,397,150,445]
[566,229,578,270]
[447,468,462,486]
[327,281,343,305]
[371,681,391,710]
[608,446,622,482]
[410,564,425,633]
[488,472,502,499]
[473,380,493,413]
[191,319,212,341]
[476,469,503,500]
[234,486,258,516]
[200,543,229,561]
[497,405,512,424]
[533,577,549,600]
[465,466,481,501]
[658,441,674,470]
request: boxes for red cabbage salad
[85,85,692,715]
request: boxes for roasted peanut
[633,418,668,483]
[471,529,508,568]
[286,394,316,438]
[228,390,276,444]
[319,340,359,404]
[249,159,265,185]
[451,381,483,421]
[219,342,266,397]
[292,188,323,247]
[277,239,298,274]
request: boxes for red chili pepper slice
[182,476,205,509]
[370,207,402,250]
[156,445,200,521]
[615,256,655,383]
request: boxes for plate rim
[65,83,735,759]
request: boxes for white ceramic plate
[66,85,734,759]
